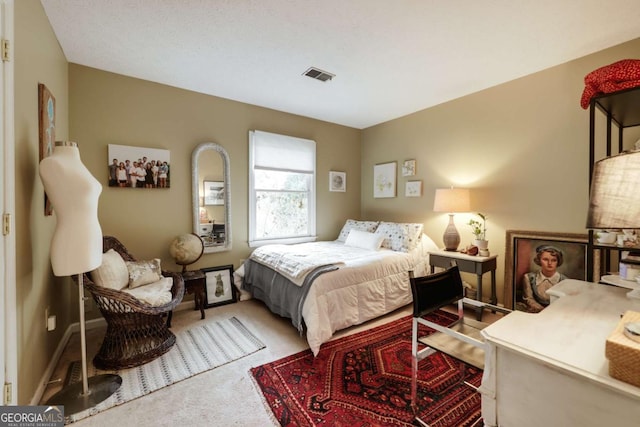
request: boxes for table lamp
[433,187,471,251]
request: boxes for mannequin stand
[46,274,122,415]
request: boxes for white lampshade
[433,188,471,213]
[587,151,640,229]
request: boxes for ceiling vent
[303,67,335,82]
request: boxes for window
[249,130,316,246]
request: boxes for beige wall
[14,0,72,403]
[69,64,361,275]
[361,37,640,306]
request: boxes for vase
[473,239,489,250]
[442,214,461,251]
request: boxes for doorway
[1,0,17,405]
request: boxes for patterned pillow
[126,259,162,288]
[337,219,379,242]
[375,222,424,252]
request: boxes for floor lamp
[40,141,122,415]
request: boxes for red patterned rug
[251,311,483,427]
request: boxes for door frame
[1,0,17,405]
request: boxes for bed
[237,220,439,355]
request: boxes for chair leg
[411,318,418,414]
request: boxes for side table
[182,270,206,320]
[428,249,498,320]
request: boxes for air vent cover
[303,67,335,82]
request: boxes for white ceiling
[40,0,640,129]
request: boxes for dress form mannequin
[40,141,121,414]
[39,141,103,276]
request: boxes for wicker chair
[76,236,185,370]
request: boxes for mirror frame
[192,142,232,253]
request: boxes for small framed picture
[202,265,237,308]
[203,180,225,205]
[402,159,416,177]
[329,171,346,192]
[405,180,422,197]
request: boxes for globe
[169,233,204,272]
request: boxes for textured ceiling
[41,0,640,129]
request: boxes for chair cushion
[126,259,162,288]
[122,276,173,306]
[91,249,129,290]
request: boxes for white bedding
[239,233,439,355]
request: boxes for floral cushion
[91,249,129,290]
[126,259,162,288]
[337,219,379,242]
[375,222,424,252]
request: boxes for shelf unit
[587,86,640,282]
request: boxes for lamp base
[443,214,461,251]
[45,374,122,416]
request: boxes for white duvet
[241,234,439,355]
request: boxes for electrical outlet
[84,295,94,312]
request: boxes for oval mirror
[192,142,231,253]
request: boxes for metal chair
[409,265,510,426]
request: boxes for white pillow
[344,229,385,251]
[122,276,173,306]
[91,249,129,290]
[337,219,380,242]
[375,222,424,252]
[126,259,162,288]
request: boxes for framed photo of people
[107,144,171,189]
[504,230,599,312]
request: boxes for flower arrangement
[468,213,487,240]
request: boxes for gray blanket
[242,259,338,334]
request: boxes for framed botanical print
[373,161,397,198]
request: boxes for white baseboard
[31,301,195,406]
[31,317,106,406]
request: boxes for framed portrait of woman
[504,230,599,312]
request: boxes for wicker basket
[605,310,640,387]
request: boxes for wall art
[108,144,171,188]
[373,161,397,198]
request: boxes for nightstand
[427,249,498,321]
[181,270,206,320]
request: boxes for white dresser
[480,279,640,427]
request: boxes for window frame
[248,130,316,247]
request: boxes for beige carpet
[41,299,502,426]
[61,317,265,424]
